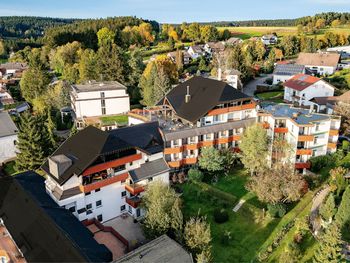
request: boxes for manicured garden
[256,91,284,103]
[99,115,128,126]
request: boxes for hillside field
[217,26,350,39]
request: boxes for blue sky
[1,0,349,23]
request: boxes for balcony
[80,172,129,193]
[183,144,198,151]
[125,183,145,195]
[82,154,142,176]
[182,157,198,165]
[207,103,256,116]
[329,130,339,136]
[327,143,337,149]
[296,149,312,155]
[167,160,182,168]
[298,135,314,142]
[260,122,270,129]
[295,162,311,169]
[126,196,141,208]
[274,127,288,133]
[164,147,182,154]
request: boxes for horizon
[1,0,349,24]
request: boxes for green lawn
[99,115,128,126]
[256,91,284,103]
[217,25,350,40]
[181,181,280,262]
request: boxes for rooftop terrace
[259,103,340,125]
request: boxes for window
[100,92,105,98]
[95,188,100,192]
[96,200,102,207]
[86,203,92,210]
[114,164,126,173]
[148,177,153,182]
[86,210,93,215]
[120,205,126,212]
[68,206,76,213]
[121,191,127,198]
[85,192,91,196]
[97,214,103,222]
[101,99,105,107]
[128,205,132,213]
[102,107,106,115]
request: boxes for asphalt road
[243,74,272,96]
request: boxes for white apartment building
[261,35,278,45]
[71,81,130,119]
[296,52,340,76]
[283,74,335,108]
[0,112,18,164]
[42,122,169,223]
[258,104,340,171]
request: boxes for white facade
[261,35,278,45]
[304,65,335,76]
[187,46,205,60]
[273,74,294,85]
[284,80,334,107]
[45,150,169,223]
[71,82,130,119]
[0,135,17,163]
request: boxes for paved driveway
[243,74,272,96]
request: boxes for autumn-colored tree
[334,102,350,135]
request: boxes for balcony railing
[80,172,129,193]
[126,196,141,208]
[274,127,288,133]
[298,135,314,142]
[125,183,145,195]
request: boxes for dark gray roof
[42,122,164,185]
[0,172,112,262]
[260,104,331,125]
[161,76,252,123]
[72,80,127,92]
[164,118,256,141]
[115,235,193,263]
[109,122,164,155]
[0,111,18,137]
[273,64,305,76]
[52,185,83,201]
[129,158,169,183]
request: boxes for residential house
[0,62,28,77]
[115,235,193,263]
[0,172,112,262]
[0,87,14,105]
[0,112,18,164]
[327,45,350,59]
[257,104,340,172]
[311,90,350,114]
[283,74,335,107]
[167,50,191,65]
[70,81,130,129]
[128,76,257,173]
[187,45,205,59]
[42,122,169,223]
[272,64,305,85]
[204,42,225,56]
[225,37,243,46]
[296,52,340,75]
[261,34,278,45]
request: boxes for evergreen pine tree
[45,109,57,155]
[319,194,336,223]
[335,185,350,227]
[15,113,45,171]
[313,223,344,263]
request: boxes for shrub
[214,208,229,223]
[267,203,286,218]
[309,154,336,172]
[220,230,232,245]
[188,168,204,182]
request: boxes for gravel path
[310,186,331,235]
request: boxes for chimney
[49,155,72,179]
[218,67,222,81]
[185,86,191,103]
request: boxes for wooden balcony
[295,162,311,169]
[198,140,215,147]
[298,135,314,142]
[274,127,288,133]
[126,196,141,208]
[80,172,129,193]
[82,154,142,176]
[329,130,339,136]
[164,147,182,154]
[182,157,198,165]
[327,143,337,149]
[125,183,145,195]
[207,103,256,116]
[296,149,312,155]
[217,137,229,144]
[228,135,241,142]
[183,144,198,151]
[167,161,182,168]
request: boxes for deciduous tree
[198,147,224,173]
